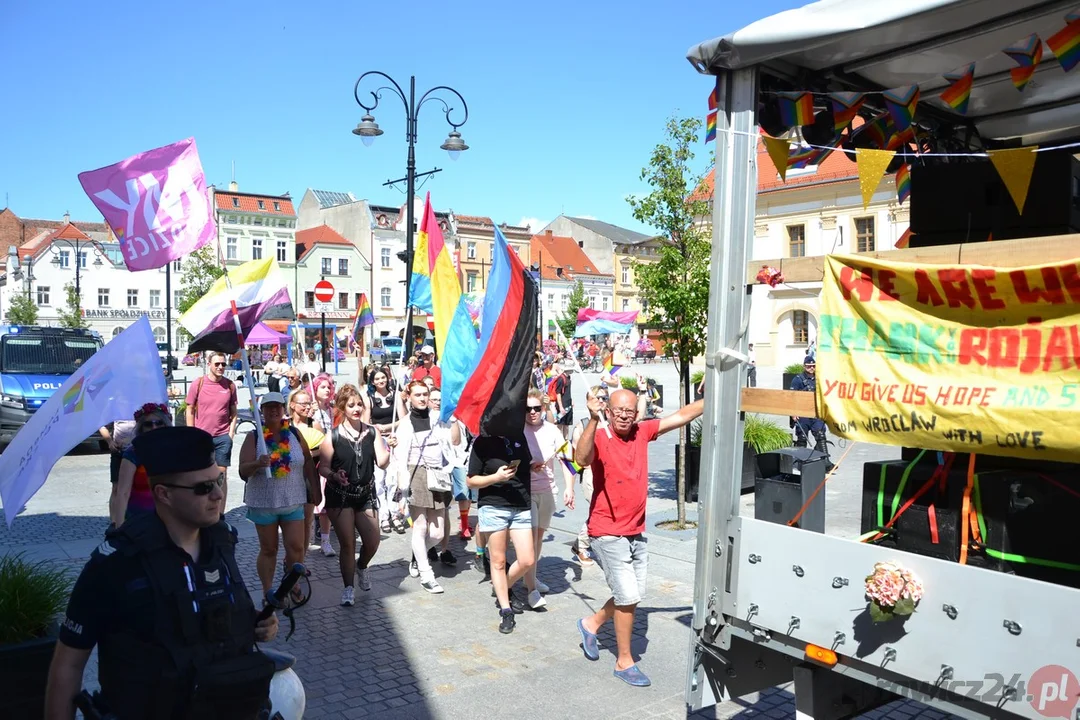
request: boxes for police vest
[97,515,275,720]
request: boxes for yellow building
[453,215,531,292]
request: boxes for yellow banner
[816,254,1080,462]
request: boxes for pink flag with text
[77,137,216,272]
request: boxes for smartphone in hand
[507,459,521,471]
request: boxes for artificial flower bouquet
[864,561,924,623]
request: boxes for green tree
[5,293,38,325]
[176,246,225,344]
[626,115,712,528]
[557,280,588,341]
[57,282,89,329]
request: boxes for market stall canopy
[687,0,1080,146]
[245,321,291,345]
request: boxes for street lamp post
[50,237,102,324]
[352,72,470,363]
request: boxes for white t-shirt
[524,420,564,494]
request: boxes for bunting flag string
[895,163,911,205]
[1047,15,1080,72]
[856,149,896,210]
[1004,34,1044,90]
[762,135,792,182]
[882,85,920,132]
[940,64,975,114]
[777,91,815,126]
[829,92,865,133]
[705,110,718,143]
[987,148,1039,214]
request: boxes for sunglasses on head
[160,473,224,496]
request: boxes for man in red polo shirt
[574,387,703,687]
[412,345,442,387]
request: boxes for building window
[641,299,649,313]
[788,225,805,257]
[321,258,332,275]
[154,326,166,342]
[602,296,609,311]
[622,298,630,311]
[257,200,265,210]
[57,250,70,269]
[36,286,50,306]
[381,247,391,268]
[380,287,392,308]
[338,258,349,276]
[226,237,237,260]
[172,259,182,272]
[252,238,263,260]
[127,289,138,307]
[149,290,161,308]
[253,217,263,226]
[621,264,630,284]
[277,240,287,263]
[339,292,348,309]
[273,201,281,211]
[547,293,554,310]
[231,198,239,208]
[304,291,314,309]
[466,272,478,292]
[792,310,809,345]
[98,288,109,307]
[561,295,568,310]
[467,242,476,259]
[855,217,875,252]
[174,290,182,308]
[588,295,596,309]
[78,251,87,269]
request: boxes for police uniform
[59,426,274,720]
[791,356,829,456]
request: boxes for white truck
[684,2,1080,719]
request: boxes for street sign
[314,300,334,313]
[314,279,335,303]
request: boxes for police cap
[132,426,217,477]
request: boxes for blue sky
[0,0,801,236]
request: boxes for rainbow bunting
[829,92,865,133]
[896,227,912,249]
[882,85,919,133]
[705,110,717,143]
[708,87,717,111]
[940,64,975,115]
[896,164,911,205]
[777,92,815,127]
[787,143,819,169]
[1048,17,1080,73]
[1004,34,1044,90]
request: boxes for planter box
[680,442,758,502]
[0,631,57,718]
[782,372,798,390]
[174,408,187,427]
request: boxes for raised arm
[657,398,705,437]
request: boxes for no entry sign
[314,279,335,303]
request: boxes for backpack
[547,375,562,404]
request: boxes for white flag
[0,316,167,526]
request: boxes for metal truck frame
[683,3,1080,719]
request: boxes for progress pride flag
[78,137,216,272]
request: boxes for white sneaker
[535,579,550,594]
[527,589,547,609]
[322,538,336,557]
[409,555,420,578]
[340,586,355,606]
[357,567,372,591]
[420,577,444,594]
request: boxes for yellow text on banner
[815,254,1080,462]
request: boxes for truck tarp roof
[687,0,1080,146]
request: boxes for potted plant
[742,414,792,489]
[0,553,72,718]
[174,400,188,426]
[783,362,805,390]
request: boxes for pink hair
[312,373,336,407]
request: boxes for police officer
[790,355,832,464]
[45,426,280,720]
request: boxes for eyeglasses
[526,405,543,412]
[212,362,226,367]
[430,397,442,403]
[609,409,636,418]
[160,473,225,496]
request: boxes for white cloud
[518,216,550,233]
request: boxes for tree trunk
[676,357,690,526]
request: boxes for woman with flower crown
[108,402,173,528]
[238,392,321,595]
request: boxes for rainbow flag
[777,92,814,127]
[896,227,913,249]
[829,92,864,133]
[705,110,717,143]
[1004,34,1044,90]
[351,292,374,340]
[883,86,919,133]
[708,87,717,111]
[1048,18,1080,72]
[557,441,582,476]
[896,164,911,205]
[603,354,623,376]
[62,378,85,415]
[940,64,974,115]
[787,144,818,169]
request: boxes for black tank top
[330,424,376,489]
[369,390,395,426]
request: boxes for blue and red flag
[455,226,538,437]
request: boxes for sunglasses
[139,419,167,432]
[160,473,225,496]
[526,405,543,412]
[212,362,226,367]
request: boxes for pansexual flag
[883,86,919,133]
[705,111,717,143]
[896,164,911,205]
[940,64,975,115]
[1004,34,1044,90]
[829,92,864,133]
[777,92,815,127]
[178,258,293,353]
[1048,18,1080,73]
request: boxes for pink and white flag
[78,137,216,272]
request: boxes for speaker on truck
[908,151,1080,247]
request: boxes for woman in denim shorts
[467,431,537,634]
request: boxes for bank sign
[82,309,170,320]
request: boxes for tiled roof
[0,210,110,270]
[566,217,651,246]
[50,222,93,242]
[530,231,612,282]
[215,192,295,215]
[311,189,357,209]
[454,214,493,226]
[295,224,355,261]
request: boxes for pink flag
[78,137,216,272]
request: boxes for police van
[0,325,104,448]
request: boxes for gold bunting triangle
[762,135,791,182]
[856,149,896,209]
[988,147,1038,214]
